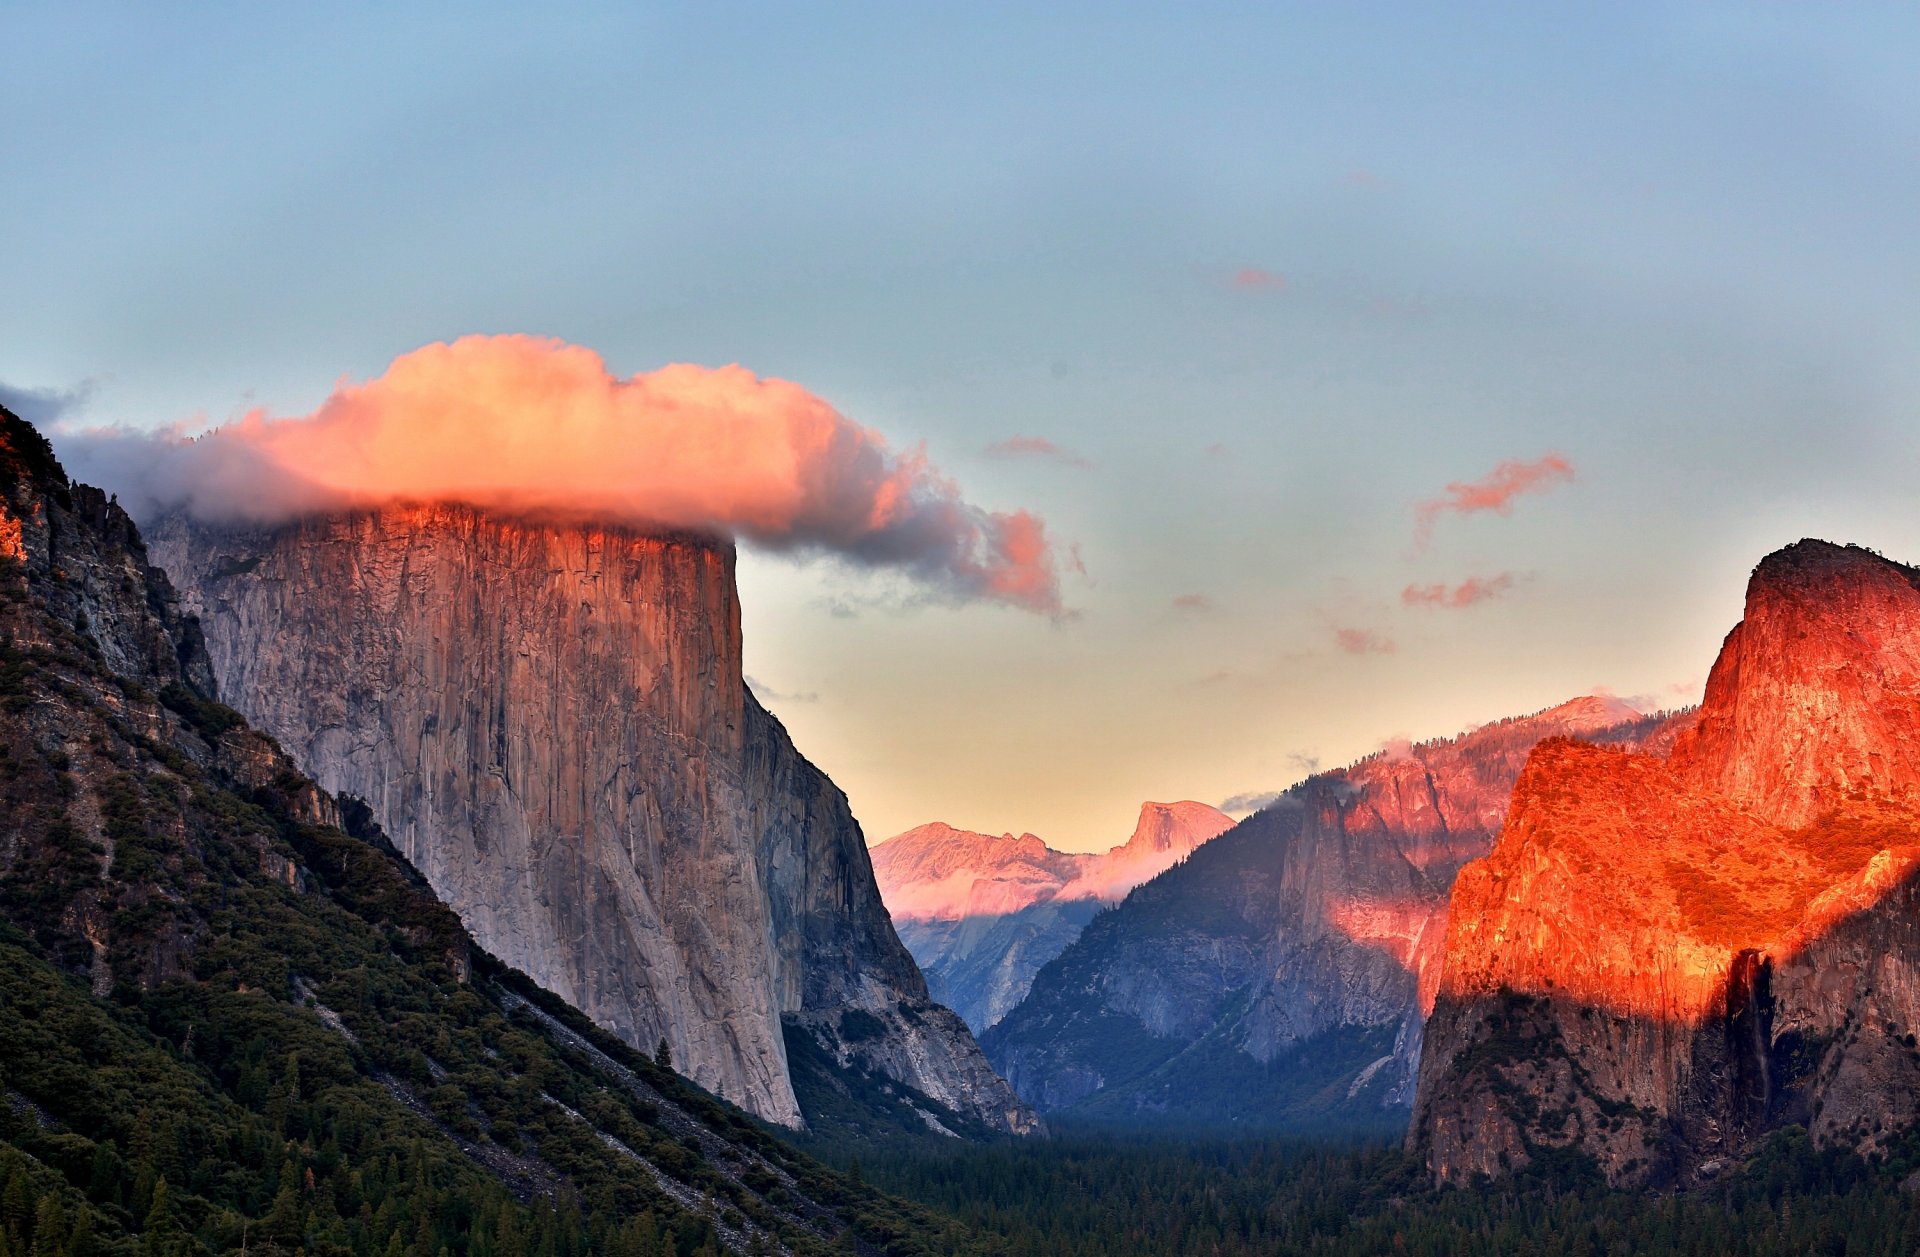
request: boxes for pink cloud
[59,334,1065,613]
[1335,626,1396,655]
[1172,592,1213,612]
[1401,572,1516,610]
[1230,267,1287,291]
[983,434,1093,469]
[1413,453,1575,548]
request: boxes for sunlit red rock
[1412,540,1920,1186]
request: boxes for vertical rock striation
[149,507,1037,1134]
[1411,541,1920,1185]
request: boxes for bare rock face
[872,802,1234,1032]
[148,506,1037,1135]
[1411,541,1920,1186]
[982,697,1680,1126]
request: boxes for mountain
[1411,540,1920,1186]
[0,404,981,1256]
[872,802,1234,1032]
[146,506,1038,1138]
[982,697,1684,1129]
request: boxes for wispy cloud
[1413,453,1574,549]
[746,676,819,705]
[1220,789,1285,814]
[1335,626,1396,655]
[1172,592,1213,612]
[983,434,1092,469]
[1401,572,1516,610]
[0,379,94,426]
[1229,267,1287,292]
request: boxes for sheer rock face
[872,802,1234,1033]
[1672,541,1920,826]
[148,506,1037,1134]
[1412,541,1920,1186]
[982,697,1681,1123]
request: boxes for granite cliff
[1412,541,1920,1186]
[0,404,952,1253]
[148,507,1037,1136]
[873,801,1233,1032]
[983,697,1682,1128]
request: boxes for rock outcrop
[873,802,1233,1031]
[148,506,1038,1135]
[983,697,1682,1127]
[1411,541,1920,1186]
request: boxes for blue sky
[6,4,1919,848]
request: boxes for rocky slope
[1411,540,1920,1186]
[147,507,1037,1137]
[0,403,964,1256]
[982,697,1684,1128]
[872,802,1234,1031]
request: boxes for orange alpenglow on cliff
[1414,540,1920,1186]
[58,334,1063,613]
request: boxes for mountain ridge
[871,801,1233,1031]
[1411,539,1920,1186]
[982,695,1688,1127]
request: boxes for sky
[5,4,1919,851]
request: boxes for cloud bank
[1414,453,1574,548]
[1402,572,1515,609]
[56,335,1064,613]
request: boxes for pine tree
[65,1208,93,1257]
[141,1178,175,1257]
[654,1038,672,1072]
[0,1171,32,1252]
[29,1196,63,1257]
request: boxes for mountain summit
[871,802,1234,1031]
[1412,540,1920,1185]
